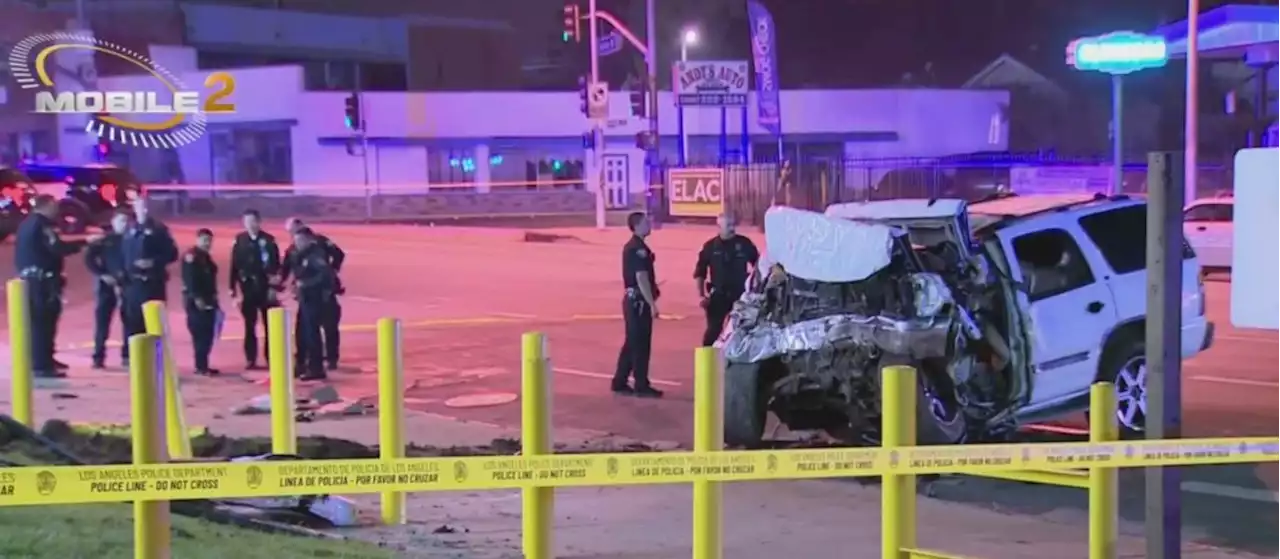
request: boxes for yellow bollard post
[267,307,296,455]
[692,346,724,559]
[6,280,33,427]
[130,334,172,559]
[881,365,917,559]
[521,332,553,559]
[1088,382,1119,559]
[377,318,406,525]
[142,301,193,460]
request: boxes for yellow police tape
[0,437,1275,507]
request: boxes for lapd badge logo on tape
[766,454,778,473]
[246,465,263,490]
[36,471,57,496]
[453,461,469,483]
[606,457,619,478]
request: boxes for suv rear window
[1077,205,1195,275]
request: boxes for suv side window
[1078,205,1195,275]
[1011,228,1095,301]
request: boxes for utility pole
[588,0,606,229]
[645,0,660,224]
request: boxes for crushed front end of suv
[717,196,1212,447]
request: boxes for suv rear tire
[1097,337,1146,435]
[724,361,767,447]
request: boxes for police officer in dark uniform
[281,217,345,370]
[84,210,132,369]
[14,194,91,378]
[612,212,663,398]
[182,228,221,376]
[288,226,337,381]
[228,209,281,370]
[121,197,179,339]
[694,213,759,346]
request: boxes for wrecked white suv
[718,194,1215,446]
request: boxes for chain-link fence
[710,155,1234,229]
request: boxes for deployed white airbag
[763,206,895,283]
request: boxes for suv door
[997,222,1119,405]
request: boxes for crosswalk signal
[629,88,647,119]
[577,75,590,117]
[343,92,362,131]
[562,3,581,43]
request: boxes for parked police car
[21,163,145,234]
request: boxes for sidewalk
[0,362,1266,559]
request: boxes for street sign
[599,31,622,57]
[672,61,749,106]
[587,81,609,120]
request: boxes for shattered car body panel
[720,202,1022,444]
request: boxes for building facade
[90,55,1009,207]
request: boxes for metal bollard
[692,346,724,559]
[1089,382,1119,559]
[130,333,172,559]
[267,307,296,455]
[142,301,193,460]
[521,332,553,559]
[377,317,406,525]
[6,279,32,426]
[881,365,918,559]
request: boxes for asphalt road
[2,221,1275,554]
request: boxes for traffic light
[562,3,581,43]
[343,92,361,131]
[629,88,646,119]
[577,75,590,117]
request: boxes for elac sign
[673,60,749,106]
[668,168,725,217]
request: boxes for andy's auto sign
[672,60,749,106]
[668,168,724,217]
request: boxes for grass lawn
[0,504,395,559]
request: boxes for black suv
[20,164,145,234]
[0,167,38,242]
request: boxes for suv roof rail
[977,193,1133,233]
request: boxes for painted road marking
[553,367,682,387]
[1190,375,1280,389]
[347,295,385,304]
[1181,481,1279,504]
[1214,334,1277,344]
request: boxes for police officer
[694,213,759,346]
[281,217,345,370]
[182,228,220,376]
[611,212,663,399]
[121,197,179,339]
[84,210,132,369]
[14,194,92,378]
[288,226,336,381]
[229,209,281,370]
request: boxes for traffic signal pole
[645,0,660,224]
[588,0,606,230]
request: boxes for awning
[1154,4,1278,61]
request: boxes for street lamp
[681,28,699,62]
[679,27,700,164]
